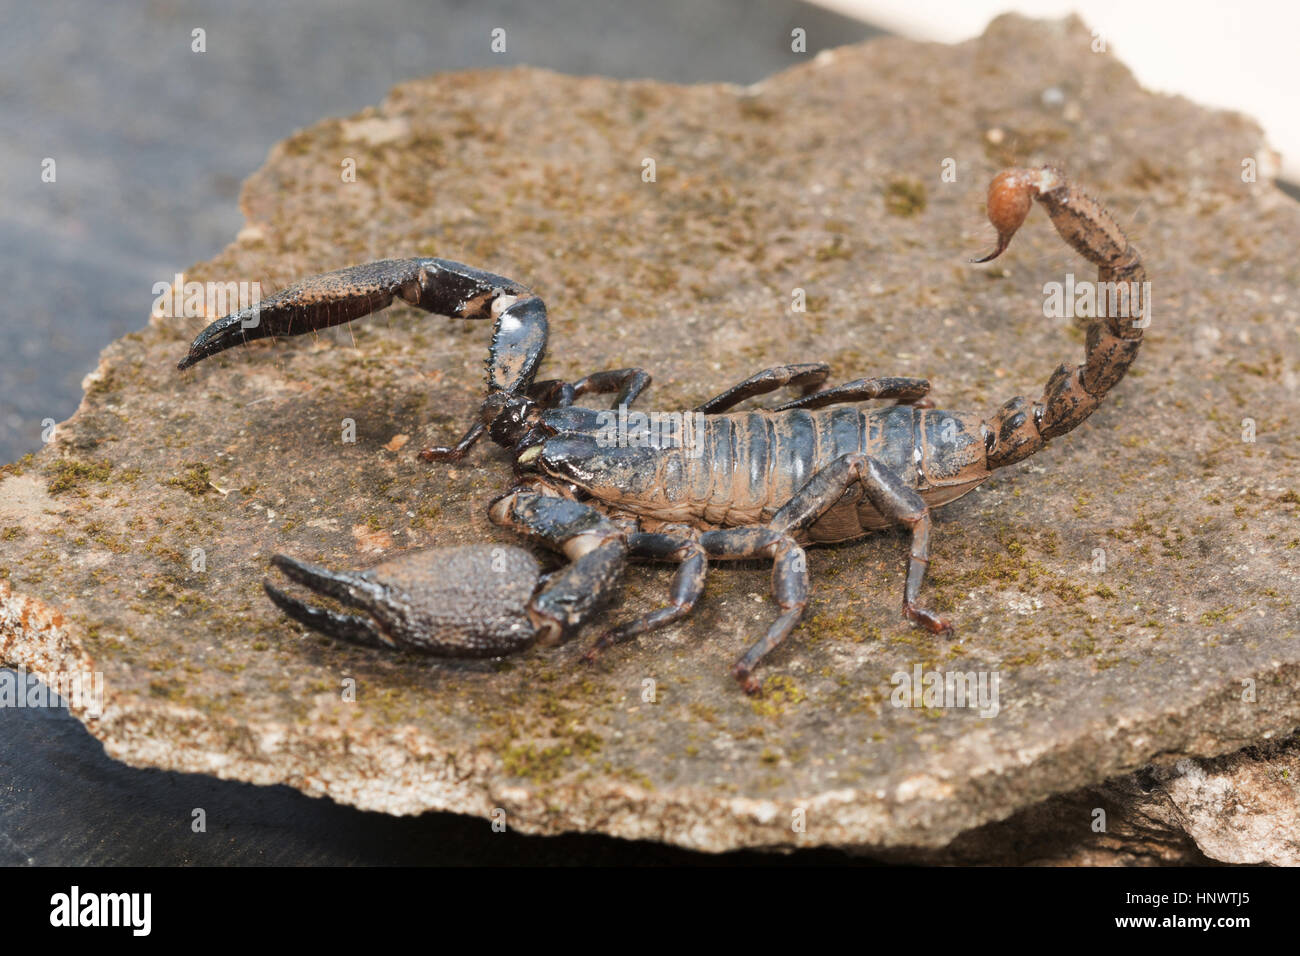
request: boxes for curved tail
[973,167,1147,468]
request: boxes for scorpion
[178,166,1146,694]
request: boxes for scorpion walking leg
[529,367,653,410]
[773,376,931,411]
[768,451,950,634]
[420,421,487,462]
[871,491,951,637]
[855,464,951,636]
[697,527,808,695]
[583,528,708,661]
[695,363,829,413]
[489,487,629,643]
[694,453,904,692]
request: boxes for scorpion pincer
[178,167,1146,694]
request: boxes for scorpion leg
[866,486,952,637]
[696,527,808,695]
[420,421,487,463]
[771,453,952,636]
[691,453,911,693]
[583,528,708,661]
[529,367,652,410]
[773,376,931,411]
[695,363,829,413]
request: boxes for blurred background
[0,0,1294,864]
[836,0,1299,183]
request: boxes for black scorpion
[178,167,1147,693]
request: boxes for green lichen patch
[164,461,214,496]
[45,458,114,495]
[751,675,806,717]
[883,177,927,217]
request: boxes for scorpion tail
[973,167,1148,469]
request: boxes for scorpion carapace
[179,166,1147,694]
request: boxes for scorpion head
[479,391,542,449]
[421,288,551,461]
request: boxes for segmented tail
[974,167,1147,468]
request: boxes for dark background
[0,0,885,865]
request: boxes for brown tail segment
[974,167,1147,468]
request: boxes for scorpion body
[529,402,988,539]
[179,166,1146,693]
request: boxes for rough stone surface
[899,735,1300,865]
[2,15,1297,854]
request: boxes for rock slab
[2,15,1298,854]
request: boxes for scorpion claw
[263,578,393,649]
[271,553,383,603]
[177,311,256,370]
[264,545,546,658]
